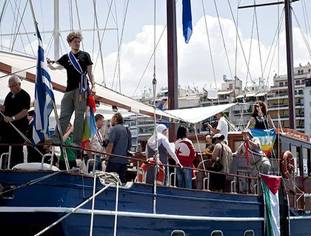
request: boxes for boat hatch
[244,230,255,236]
[171,230,186,236]
[211,230,223,236]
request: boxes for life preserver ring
[136,158,165,184]
[281,151,295,179]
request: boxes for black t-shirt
[4,89,30,130]
[57,51,93,92]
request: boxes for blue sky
[1,0,311,95]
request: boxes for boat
[0,0,311,235]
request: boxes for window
[244,230,255,236]
[171,230,185,236]
[211,230,223,236]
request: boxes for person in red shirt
[175,126,196,189]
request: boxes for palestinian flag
[261,174,282,236]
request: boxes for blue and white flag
[32,24,55,144]
[182,0,192,43]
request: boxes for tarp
[165,103,236,124]
[0,51,177,120]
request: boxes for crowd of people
[0,31,275,189]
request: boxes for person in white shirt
[88,114,105,171]
[208,112,228,143]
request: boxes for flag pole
[29,0,70,170]
[0,111,44,157]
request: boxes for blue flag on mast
[182,0,193,43]
[32,24,55,144]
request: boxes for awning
[0,51,177,120]
[165,103,236,124]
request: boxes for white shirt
[217,116,228,142]
[89,129,105,154]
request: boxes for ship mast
[53,0,60,60]
[166,0,178,141]
[239,0,298,129]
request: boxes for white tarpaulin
[165,103,236,124]
[0,51,177,120]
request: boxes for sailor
[47,31,95,150]
[0,75,30,167]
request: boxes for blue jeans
[176,168,192,189]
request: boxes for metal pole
[284,0,296,129]
[53,0,60,60]
[167,0,178,142]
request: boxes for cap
[213,133,225,140]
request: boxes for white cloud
[100,14,311,96]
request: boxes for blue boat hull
[0,170,309,235]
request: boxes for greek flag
[32,24,55,144]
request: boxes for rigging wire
[245,5,255,89]
[226,0,255,85]
[234,0,243,78]
[131,25,167,96]
[292,9,311,60]
[112,0,121,92]
[74,0,84,50]
[254,0,264,83]
[92,0,106,86]
[201,0,217,89]
[301,0,311,44]
[69,0,73,31]
[212,0,234,80]
[10,0,29,52]
[92,0,113,83]
[114,0,130,92]
[8,0,35,55]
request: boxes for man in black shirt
[0,76,30,167]
[48,32,95,148]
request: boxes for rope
[201,0,217,89]
[213,0,234,80]
[74,0,84,51]
[245,5,255,89]
[0,65,36,78]
[292,9,311,59]
[131,25,167,96]
[34,182,114,236]
[112,0,130,92]
[0,171,61,196]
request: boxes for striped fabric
[32,24,55,144]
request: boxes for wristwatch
[12,116,16,121]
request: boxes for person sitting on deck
[144,124,182,185]
[234,129,271,174]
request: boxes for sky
[1,0,311,97]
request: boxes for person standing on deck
[47,32,95,149]
[0,76,30,167]
[208,112,228,143]
[106,113,132,183]
[88,114,105,171]
[246,101,275,130]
